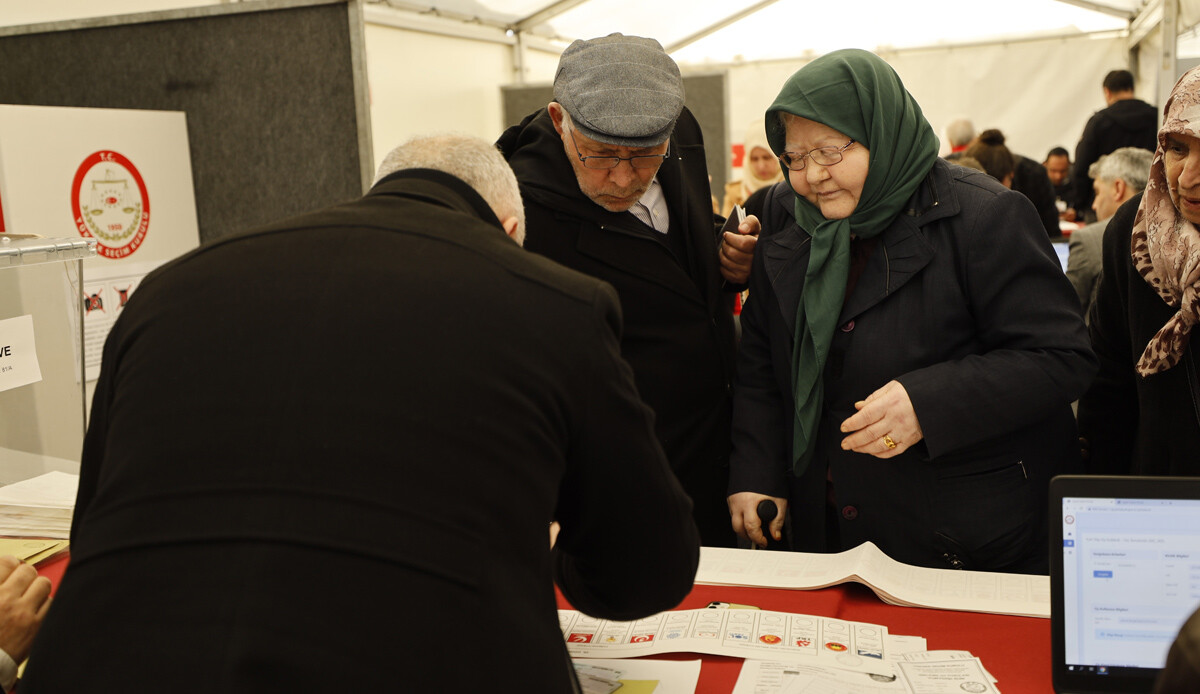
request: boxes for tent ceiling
[367,0,1140,63]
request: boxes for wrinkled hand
[719,215,761,284]
[728,491,787,548]
[839,380,924,458]
[0,555,51,663]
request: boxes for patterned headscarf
[1131,65,1200,376]
[764,49,939,474]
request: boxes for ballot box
[0,236,96,484]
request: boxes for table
[557,581,1052,693]
[37,555,1050,691]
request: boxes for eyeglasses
[567,127,670,170]
[778,139,856,171]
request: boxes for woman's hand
[839,380,924,458]
[727,492,788,547]
[719,215,761,284]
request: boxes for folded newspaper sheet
[695,542,1049,618]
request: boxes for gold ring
[883,435,897,449]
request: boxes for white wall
[716,33,1129,180]
[364,24,528,171]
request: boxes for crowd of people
[1,32,1198,692]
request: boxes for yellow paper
[615,680,659,693]
[0,538,66,564]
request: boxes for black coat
[1012,155,1060,238]
[1077,193,1200,474]
[499,108,738,547]
[1070,98,1159,214]
[22,170,700,693]
[731,160,1095,572]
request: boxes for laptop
[1051,475,1200,693]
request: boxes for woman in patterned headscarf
[727,49,1095,572]
[1079,65,1200,475]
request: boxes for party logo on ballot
[72,150,150,259]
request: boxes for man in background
[1068,69,1158,222]
[499,33,756,547]
[1044,146,1072,214]
[943,117,975,156]
[20,134,700,692]
[1066,146,1153,319]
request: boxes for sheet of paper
[895,658,1000,693]
[0,471,78,508]
[561,608,891,676]
[72,259,165,382]
[733,660,907,694]
[896,651,997,684]
[0,315,43,394]
[0,538,63,562]
[887,635,928,656]
[573,659,701,694]
[696,543,1049,618]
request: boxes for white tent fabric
[6,0,1200,179]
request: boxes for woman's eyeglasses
[778,140,856,171]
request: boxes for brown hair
[964,129,1015,183]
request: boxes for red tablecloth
[558,581,1052,693]
[37,554,1051,691]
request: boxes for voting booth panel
[0,0,372,244]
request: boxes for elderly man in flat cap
[500,33,758,547]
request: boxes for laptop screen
[1052,476,1200,693]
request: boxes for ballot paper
[572,659,701,694]
[560,608,891,676]
[696,543,1049,618]
[732,648,1001,693]
[0,471,78,539]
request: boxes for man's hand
[0,555,51,664]
[728,491,787,548]
[839,380,924,458]
[719,214,761,284]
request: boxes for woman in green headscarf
[727,49,1095,573]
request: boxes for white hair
[1088,147,1154,195]
[943,118,976,148]
[374,134,525,245]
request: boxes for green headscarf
[764,49,939,475]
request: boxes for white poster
[75,259,165,379]
[0,315,43,393]
[0,104,201,383]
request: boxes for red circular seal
[71,150,150,259]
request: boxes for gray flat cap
[553,33,684,148]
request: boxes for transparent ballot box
[0,236,96,484]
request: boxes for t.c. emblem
[71,150,150,259]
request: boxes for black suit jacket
[22,169,699,693]
[498,108,738,547]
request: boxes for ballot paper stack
[562,607,1003,693]
[0,471,78,539]
[731,646,1003,694]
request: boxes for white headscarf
[740,120,784,196]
